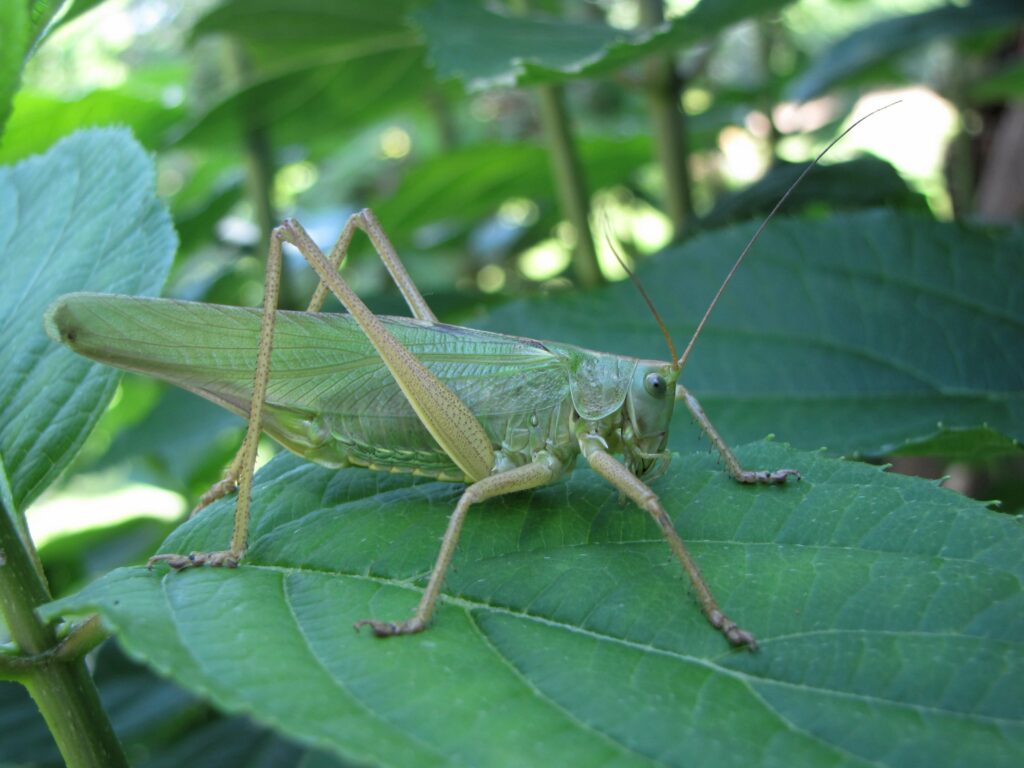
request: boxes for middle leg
[356,459,558,636]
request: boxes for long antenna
[602,222,678,364]
[675,100,900,371]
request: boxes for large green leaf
[789,0,1024,101]
[414,0,795,90]
[0,86,183,164]
[44,442,1022,767]
[0,128,175,514]
[481,210,1023,458]
[176,0,428,151]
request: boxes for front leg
[581,436,758,650]
[676,384,800,484]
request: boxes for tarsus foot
[708,609,758,652]
[736,468,800,485]
[354,617,427,637]
[147,550,240,571]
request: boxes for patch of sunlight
[476,264,507,293]
[779,86,957,217]
[276,161,319,198]
[498,198,539,227]
[595,190,672,256]
[682,87,712,115]
[846,87,957,217]
[379,127,412,159]
[718,125,770,185]
[27,471,186,548]
[519,240,571,281]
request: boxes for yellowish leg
[676,384,800,484]
[356,459,557,636]
[580,435,758,650]
[184,209,441,520]
[306,208,437,322]
[150,213,497,571]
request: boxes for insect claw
[354,617,427,637]
[709,609,759,651]
[727,627,759,652]
[146,550,239,571]
[736,468,801,484]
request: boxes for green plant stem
[0,503,127,766]
[639,0,693,237]
[227,41,289,304]
[758,17,782,159]
[536,84,602,288]
[1,616,108,678]
[427,85,458,152]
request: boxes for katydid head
[611,102,898,478]
[623,361,679,479]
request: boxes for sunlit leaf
[0,128,175,514]
[0,0,30,139]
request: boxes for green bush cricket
[44,106,894,651]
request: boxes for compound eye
[644,372,667,398]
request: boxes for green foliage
[46,444,1023,767]
[415,0,797,89]
[177,0,428,152]
[0,0,31,138]
[788,0,1024,101]
[0,129,175,516]
[2,0,1022,766]
[481,210,1024,459]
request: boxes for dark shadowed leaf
[177,0,427,151]
[415,0,796,90]
[789,0,1024,101]
[0,642,344,768]
[702,157,927,227]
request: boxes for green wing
[46,293,570,474]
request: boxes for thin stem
[426,85,459,152]
[640,0,693,236]
[227,41,287,303]
[0,502,127,766]
[536,84,603,287]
